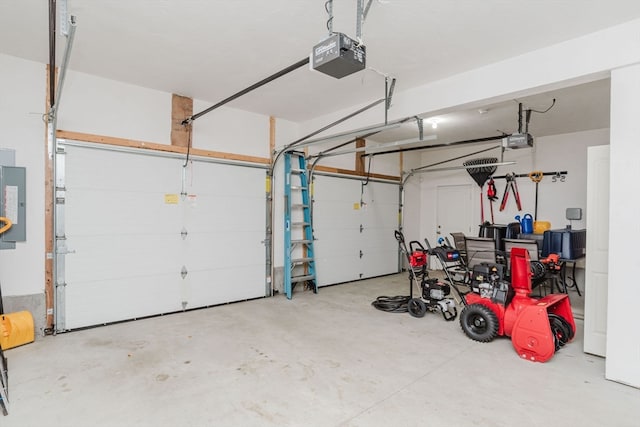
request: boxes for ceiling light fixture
[426,118,441,129]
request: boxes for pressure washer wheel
[548,313,574,351]
[407,298,427,318]
[460,303,499,342]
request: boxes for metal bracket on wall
[54,145,68,332]
[492,170,567,180]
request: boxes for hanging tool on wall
[499,173,522,211]
[494,171,567,181]
[528,171,544,220]
[463,158,498,222]
[493,170,567,214]
[486,178,498,223]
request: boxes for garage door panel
[186,268,265,306]
[65,275,182,329]
[66,189,182,235]
[66,234,182,282]
[183,231,264,269]
[362,247,398,278]
[363,229,397,247]
[316,255,361,286]
[360,182,399,278]
[313,206,360,224]
[363,209,398,228]
[313,176,361,201]
[190,162,265,195]
[61,143,266,330]
[66,149,180,191]
[185,196,264,232]
[312,176,399,286]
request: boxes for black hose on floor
[371,295,411,313]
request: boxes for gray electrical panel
[0,166,26,249]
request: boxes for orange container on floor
[0,311,35,350]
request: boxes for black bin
[478,224,507,251]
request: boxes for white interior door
[584,145,610,357]
[436,184,474,240]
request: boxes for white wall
[0,54,46,297]
[607,64,640,388]
[59,71,171,144]
[192,101,270,158]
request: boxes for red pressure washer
[394,231,458,321]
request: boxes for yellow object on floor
[0,311,34,350]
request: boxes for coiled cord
[371,295,410,313]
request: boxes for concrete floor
[2,273,638,427]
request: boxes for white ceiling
[0,0,636,143]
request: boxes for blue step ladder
[284,151,317,299]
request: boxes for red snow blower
[459,247,575,362]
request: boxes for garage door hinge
[181,266,188,279]
[55,187,66,204]
[180,227,188,240]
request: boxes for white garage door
[58,142,266,330]
[313,174,399,286]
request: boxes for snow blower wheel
[460,303,499,343]
[408,298,427,318]
[548,313,574,351]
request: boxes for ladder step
[292,257,313,264]
[291,275,315,283]
[291,239,313,244]
[292,203,310,208]
[292,221,311,227]
[290,185,308,190]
